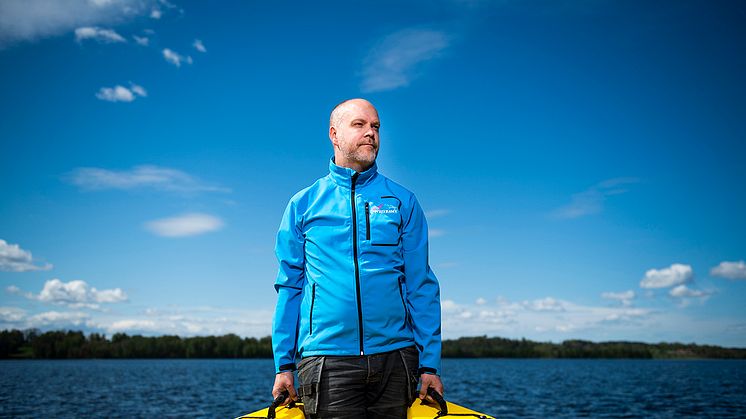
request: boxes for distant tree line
[1,329,744,359]
[441,336,746,359]
[0,329,272,359]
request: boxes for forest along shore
[1,329,745,359]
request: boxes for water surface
[1,358,744,418]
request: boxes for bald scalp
[329,98,377,128]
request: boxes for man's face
[331,101,380,168]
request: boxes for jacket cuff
[277,363,296,373]
[418,366,438,375]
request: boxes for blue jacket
[272,157,441,375]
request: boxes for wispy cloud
[0,306,26,322]
[429,228,446,238]
[710,260,746,280]
[74,26,125,43]
[360,28,450,93]
[163,48,192,67]
[0,239,52,272]
[193,39,206,52]
[8,278,127,309]
[28,310,90,327]
[95,83,146,102]
[0,304,274,337]
[144,213,224,237]
[132,35,149,46]
[0,0,154,48]
[522,297,566,312]
[65,165,230,194]
[601,290,635,306]
[640,263,693,289]
[95,306,273,336]
[425,209,450,219]
[552,177,639,219]
[668,284,712,307]
[669,284,710,298]
[440,296,653,340]
[150,0,179,20]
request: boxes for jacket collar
[328,156,378,189]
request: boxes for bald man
[271,99,443,419]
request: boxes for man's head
[329,98,380,173]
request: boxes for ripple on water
[1,358,745,418]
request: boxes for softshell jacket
[272,157,441,375]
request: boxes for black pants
[297,346,419,419]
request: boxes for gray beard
[341,146,377,166]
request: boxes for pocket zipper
[365,202,370,241]
[398,280,409,325]
[309,283,316,335]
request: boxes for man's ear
[329,126,338,147]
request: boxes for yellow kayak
[236,391,495,419]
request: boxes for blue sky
[1,0,745,347]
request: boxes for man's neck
[334,156,374,174]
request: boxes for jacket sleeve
[271,199,305,373]
[401,194,442,375]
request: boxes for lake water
[1,358,744,418]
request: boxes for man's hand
[418,373,444,403]
[272,372,297,406]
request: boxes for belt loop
[316,356,325,389]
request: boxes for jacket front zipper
[309,283,316,335]
[365,202,370,241]
[351,173,364,355]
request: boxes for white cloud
[710,260,746,280]
[129,83,147,97]
[66,165,230,193]
[28,310,90,326]
[475,297,487,305]
[668,285,712,308]
[89,305,275,336]
[95,83,146,102]
[0,304,274,337]
[150,8,162,19]
[12,278,127,309]
[425,209,450,219]
[640,263,693,289]
[669,285,709,298]
[552,177,639,219]
[0,306,26,322]
[110,319,157,331]
[0,239,52,272]
[429,228,445,238]
[132,35,149,46]
[163,48,192,67]
[361,28,449,92]
[193,39,206,52]
[74,26,125,43]
[601,290,635,306]
[0,0,154,48]
[441,296,653,341]
[522,297,565,312]
[145,213,224,237]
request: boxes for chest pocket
[365,196,402,246]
